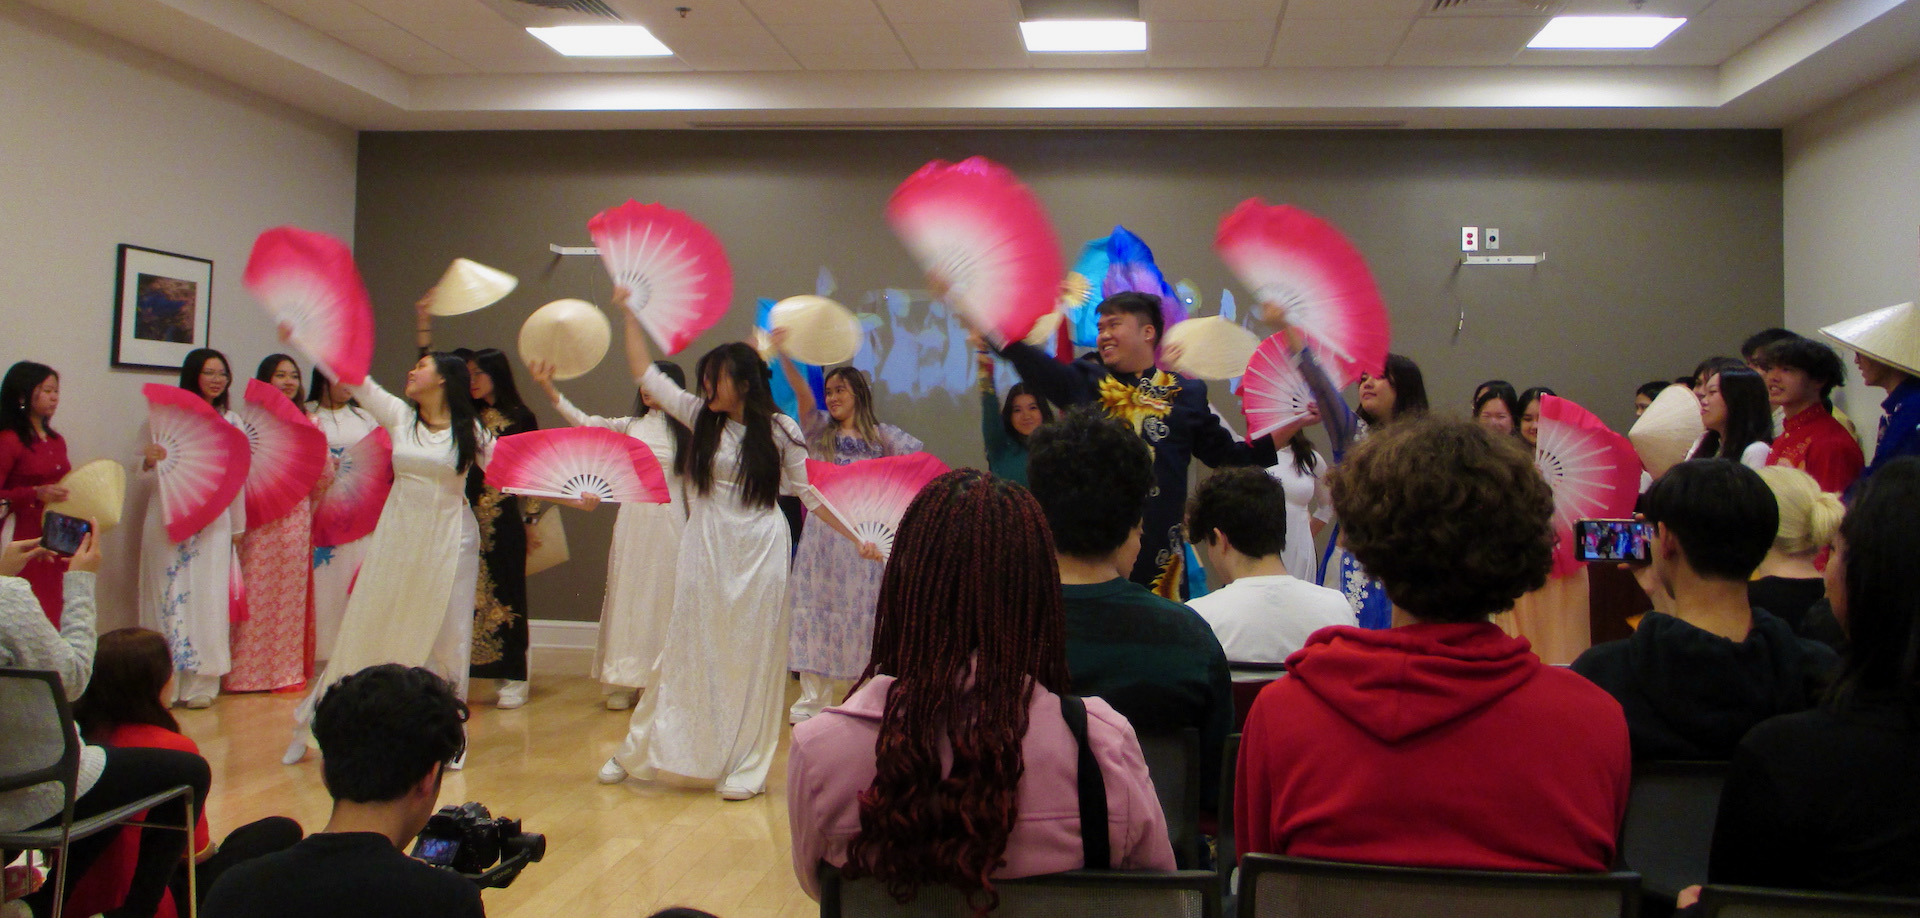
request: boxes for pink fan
[242,227,375,386]
[887,157,1065,346]
[313,427,392,547]
[485,427,670,504]
[143,384,250,544]
[1535,395,1642,578]
[588,201,733,355]
[805,453,951,559]
[234,379,328,527]
[1239,333,1333,441]
[229,554,248,625]
[1214,200,1391,384]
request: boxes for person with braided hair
[786,467,1173,909]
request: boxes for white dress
[294,380,492,729]
[306,402,380,665]
[1684,434,1772,470]
[1265,449,1331,585]
[552,395,687,690]
[138,409,246,694]
[613,365,822,795]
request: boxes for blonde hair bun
[1756,465,1844,555]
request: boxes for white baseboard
[530,618,598,677]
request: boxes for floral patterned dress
[786,412,922,681]
[468,404,536,681]
[225,480,316,692]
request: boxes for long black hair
[1697,366,1773,460]
[179,348,232,411]
[1473,379,1517,408]
[1827,457,1920,720]
[636,360,691,465]
[1282,430,1319,476]
[308,367,360,411]
[1473,388,1521,437]
[255,353,305,404]
[1358,353,1428,427]
[679,343,792,509]
[999,382,1055,448]
[418,353,481,474]
[0,361,58,444]
[468,348,529,417]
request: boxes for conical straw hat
[519,299,611,381]
[1163,315,1260,380]
[1629,384,1703,479]
[1821,301,1920,377]
[46,459,127,531]
[428,258,518,316]
[769,295,862,366]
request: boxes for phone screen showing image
[40,512,91,557]
[1574,519,1651,564]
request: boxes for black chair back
[1136,727,1203,868]
[1237,853,1642,918]
[1618,760,1729,900]
[0,668,80,809]
[819,862,1220,917]
[1216,733,1242,899]
[1696,884,1920,917]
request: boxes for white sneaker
[597,758,628,784]
[183,694,214,710]
[448,750,466,771]
[496,679,528,709]
[717,784,760,801]
[603,689,636,711]
[281,738,309,766]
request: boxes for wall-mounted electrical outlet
[1462,227,1479,251]
[1485,228,1501,250]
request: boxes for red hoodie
[1235,621,1630,872]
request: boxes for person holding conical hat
[1821,301,1920,487]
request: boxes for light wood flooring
[175,676,817,918]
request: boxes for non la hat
[428,258,517,316]
[518,298,611,381]
[1821,301,1920,377]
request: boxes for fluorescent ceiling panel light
[527,25,672,57]
[1019,20,1147,52]
[1527,16,1686,49]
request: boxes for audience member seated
[1747,466,1842,632]
[203,665,480,918]
[1705,457,1920,897]
[786,468,1174,907]
[1027,408,1233,810]
[0,531,212,918]
[1184,467,1354,670]
[66,628,303,918]
[1572,460,1839,760]
[1236,417,1630,872]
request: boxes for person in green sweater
[974,344,1053,487]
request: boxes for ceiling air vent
[508,0,624,19]
[1430,0,1553,11]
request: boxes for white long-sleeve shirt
[0,571,105,831]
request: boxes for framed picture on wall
[111,244,213,371]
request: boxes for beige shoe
[717,784,760,801]
[597,758,628,784]
[604,689,636,711]
[496,679,529,709]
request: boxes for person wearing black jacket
[996,292,1276,598]
[1572,460,1838,760]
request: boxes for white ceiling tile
[1511,48,1642,65]
[875,0,1018,25]
[1270,18,1407,66]
[793,49,915,68]
[611,0,763,27]
[764,19,906,54]
[1554,0,1709,14]
[414,25,562,68]
[572,57,695,71]
[1695,0,1814,17]
[258,0,391,32]
[1390,15,1547,65]
[328,27,479,72]
[353,0,510,33]
[1638,15,1780,64]
[893,19,1027,67]
[1283,0,1424,19]
[1148,20,1274,67]
[1141,0,1285,20]
[646,22,801,69]
[1030,51,1151,68]
[743,0,887,24]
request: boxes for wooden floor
[176,676,818,918]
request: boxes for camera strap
[1058,692,1110,870]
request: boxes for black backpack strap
[1058,692,1111,870]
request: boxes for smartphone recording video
[1574,519,1650,564]
[39,511,91,557]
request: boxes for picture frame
[111,244,213,371]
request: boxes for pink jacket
[786,674,1176,900]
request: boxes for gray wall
[355,128,1783,623]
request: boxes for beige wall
[0,1,358,627]
[357,127,1784,623]
[1784,61,1920,445]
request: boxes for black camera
[409,802,546,889]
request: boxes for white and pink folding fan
[1214,200,1391,385]
[1240,333,1326,441]
[1535,394,1642,578]
[484,427,671,504]
[242,227,375,386]
[312,427,392,547]
[143,384,250,544]
[234,379,328,527]
[805,453,951,559]
[887,157,1064,347]
[588,200,733,355]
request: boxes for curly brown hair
[1329,416,1555,622]
[844,468,1068,915]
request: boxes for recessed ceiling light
[1527,16,1686,49]
[1019,20,1147,53]
[527,25,673,57]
